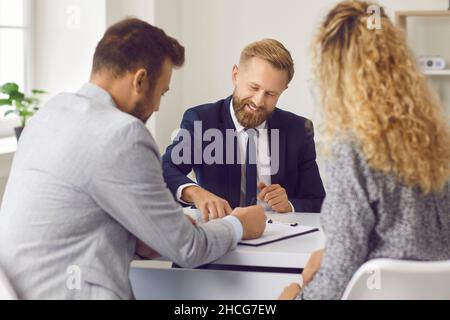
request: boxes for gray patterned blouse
[299,139,450,300]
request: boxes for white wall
[31,0,450,152]
[157,0,449,186]
[179,0,337,131]
[33,0,160,136]
[106,0,154,26]
[153,0,183,149]
[33,0,156,102]
[33,0,106,96]
[175,0,450,147]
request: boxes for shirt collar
[77,82,118,109]
[229,97,267,134]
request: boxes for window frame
[0,0,33,94]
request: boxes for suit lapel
[268,110,286,186]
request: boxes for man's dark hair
[92,18,185,84]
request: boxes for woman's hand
[278,283,302,300]
[277,248,325,300]
[302,248,324,286]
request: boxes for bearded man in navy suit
[162,39,325,221]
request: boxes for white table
[129,209,325,300]
[0,137,17,200]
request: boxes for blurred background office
[0,0,449,199]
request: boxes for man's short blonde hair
[240,39,295,84]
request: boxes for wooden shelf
[422,69,450,76]
[396,10,450,29]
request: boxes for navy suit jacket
[162,96,325,212]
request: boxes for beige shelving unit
[396,10,450,29]
[423,70,450,76]
[396,10,450,117]
[396,10,450,77]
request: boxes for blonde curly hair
[313,0,450,194]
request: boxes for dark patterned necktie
[245,128,258,206]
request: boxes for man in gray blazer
[0,18,265,300]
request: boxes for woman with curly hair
[280,0,450,300]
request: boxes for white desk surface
[0,136,17,155]
[210,210,324,270]
[132,209,325,270]
[130,209,325,300]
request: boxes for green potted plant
[0,82,46,140]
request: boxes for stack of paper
[239,222,318,247]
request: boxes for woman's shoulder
[325,135,383,199]
[328,136,370,171]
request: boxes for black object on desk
[267,219,299,227]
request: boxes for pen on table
[267,219,298,227]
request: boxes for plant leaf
[15,100,24,110]
[24,97,39,105]
[19,110,34,117]
[4,110,17,117]
[0,99,12,106]
[10,91,25,100]
[32,89,46,94]
[0,83,19,94]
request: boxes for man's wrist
[177,183,198,204]
[182,185,202,204]
[223,215,243,247]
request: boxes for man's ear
[133,69,148,94]
[231,64,239,86]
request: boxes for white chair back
[342,259,450,300]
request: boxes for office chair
[0,266,17,300]
[342,258,450,300]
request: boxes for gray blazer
[0,83,237,299]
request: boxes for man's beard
[232,94,272,128]
[130,101,150,123]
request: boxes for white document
[239,221,318,247]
